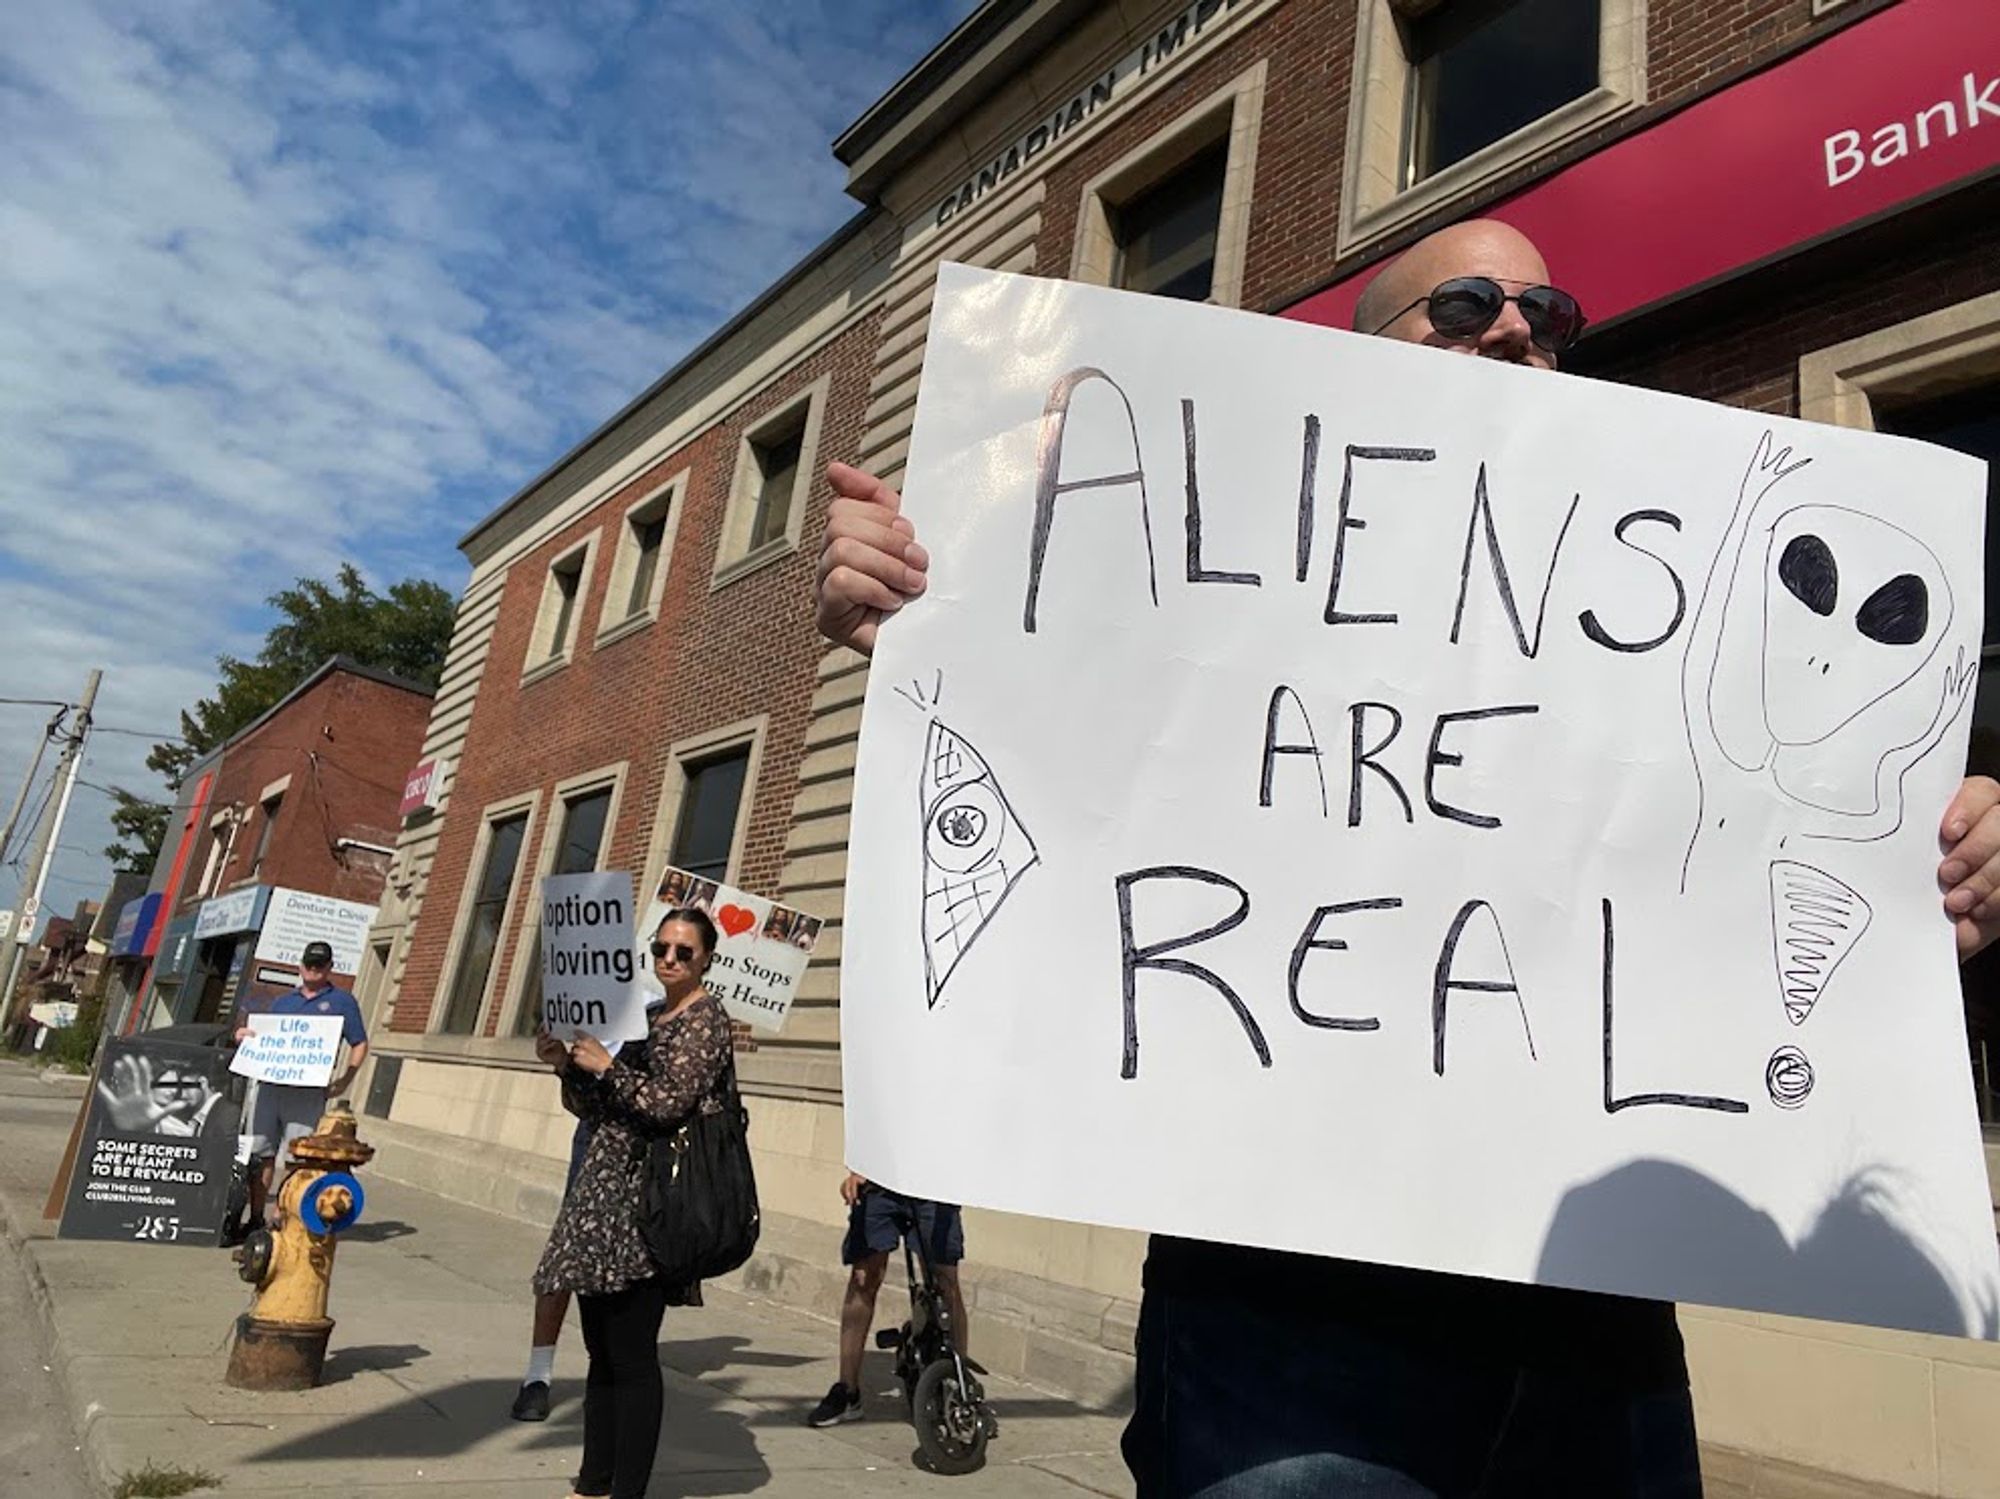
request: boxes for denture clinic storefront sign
[843,266,2000,1338]
[253,888,378,976]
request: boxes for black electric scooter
[870,1189,997,1475]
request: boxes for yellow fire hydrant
[225,1100,376,1391]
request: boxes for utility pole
[0,705,65,867]
[0,670,100,1031]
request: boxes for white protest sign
[843,264,2000,1339]
[254,888,379,974]
[638,865,821,1032]
[541,871,648,1045]
[230,1014,343,1087]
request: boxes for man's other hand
[840,1170,868,1208]
[1942,775,2000,961]
[815,462,928,656]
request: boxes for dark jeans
[1122,1286,1703,1499]
[576,1277,671,1499]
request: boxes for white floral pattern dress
[532,993,733,1298]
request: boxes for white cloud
[0,0,980,917]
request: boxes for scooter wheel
[912,1358,988,1476]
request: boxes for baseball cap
[300,941,336,968]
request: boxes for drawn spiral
[1765,1045,1815,1110]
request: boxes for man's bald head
[1350,219,1559,369]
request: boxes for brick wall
[390,312,883,1037]
[1649,0,1819,102]
[1029,0,1855,316]
[1578,187,2000,414]
[193,670,432,914]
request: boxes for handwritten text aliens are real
[1020,366,1751,1111]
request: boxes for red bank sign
[400,759,442,818]
[1285,0,2000,333]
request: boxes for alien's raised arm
[1682,433,1814,757]
[1799,645,1978,844]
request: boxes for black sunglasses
[1371,276,1586,354]
[650,940,698,964]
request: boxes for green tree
[103,788,171,873]
[148,563,456,788]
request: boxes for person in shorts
[234,940,368,1225]
[806,1172,968,1428]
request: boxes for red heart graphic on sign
[716,904,756,938]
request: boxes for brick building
[358,1,2000,1490]
[130,657,433,1029]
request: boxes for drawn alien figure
[906,677,1040,1010]
[1681,433,1975,1106]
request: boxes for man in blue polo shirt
[234,939,369,1225]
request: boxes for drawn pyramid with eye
[1768,860,1873,1025]
[920,717,1039,1009]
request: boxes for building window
[249,793,282,874]
[1798,291,2000,1128]
[600,472,685,641]
[1403,0,1601,187]
[1341,0,1644,250]
[547,558,582,655]
[671,751,749,882]
[626,512,668,614]
[199,822,230,897]
[1887,382,2000,1129]
[527,539,595,675]
[440,811,528,1034]
[748,424,804,552]
[1114,141,1229,302]
[515,786,616,1036]
[1071,63,1267,311]
[713,379,829,586]
[1876,384,2000,768]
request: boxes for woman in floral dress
[532,906,733,1499]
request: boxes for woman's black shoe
[510,1380,551,1421]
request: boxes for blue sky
[0,0,981,926]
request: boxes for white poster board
[253,888,378,974]
[230,1013,343,1087]
[540,871,648,1045]
[638,864,822,1032]
[842,265,2000,1339]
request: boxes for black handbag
[639,1049,761,1284]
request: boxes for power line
[73,779,169,807]
[0,698,74,709]
[92,725,188,742]
[3,772,59,869]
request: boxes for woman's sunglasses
[650,941,698,964]
[1370,276,1586,354]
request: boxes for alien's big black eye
[1855,574,1928,646]
[1778,533,1838,616]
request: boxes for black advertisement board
[59,1036,241,1247]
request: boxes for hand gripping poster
[841,264,2000,1338]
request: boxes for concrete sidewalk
[0,1061,1132,1498]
